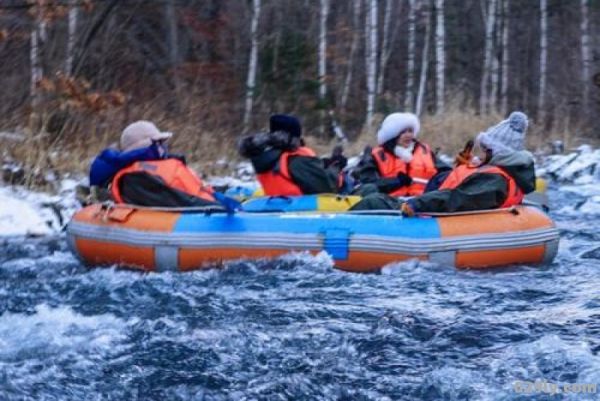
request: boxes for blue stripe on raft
[173,213,441,239]
[242,195,319,212]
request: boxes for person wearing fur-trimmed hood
[354,112,450,197]
[400,111,536,215]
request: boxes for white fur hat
[120,121,173,152]
[376,112,420,145]
[476,111,528,156]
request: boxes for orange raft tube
[66,203,559,273]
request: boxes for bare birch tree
[340,0,362,112]
[365,0,378,127]
[165,0,181,101]
[580,0,591,109]
[318,0,330,102]
[30,3,43,127]
[65,0,79,75]
[416,1,432,117]
[318,0,330,136]
[376,0,393,95]
[243,0,261,131]
[480,0,497,114]
[434,0,445,114]
[165,0,179,69]
[538,0,548,121]
[500,0,510,115]
[489,0,501,112]
[406,0,417,111]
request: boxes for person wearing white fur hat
[355,112,449,197]
[398,111,536,215]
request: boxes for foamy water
[0,188,599,400]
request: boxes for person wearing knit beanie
[270,114,302,138]
[353,112,449,197]
[476,111,528,157]
[398,111,536,215]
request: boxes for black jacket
[240,139,338,194]
[118,172,219,208]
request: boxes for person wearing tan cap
[90,120,218,207]
[119,120,174,153]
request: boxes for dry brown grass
[3,95,245,186]
[2,94,596,190]
[333,101,592,160]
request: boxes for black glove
[269,130,292,149]
[396,172,413,187]
[238,134,271,157]
[323,155,347,170]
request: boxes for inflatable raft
[67,197,559,272]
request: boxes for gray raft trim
[67,221,560,255]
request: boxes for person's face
[475,143,489,163]
[396,128,415,148]
[154,139,168,156]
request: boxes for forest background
[1,0,599,182]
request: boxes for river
[0,187,599,401]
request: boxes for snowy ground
[0,180,81,237]
[537,145,600,216]
[0,147,599,238]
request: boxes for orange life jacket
[256,147,317,196]
[371,143,437,196]
[439,163,524,208]
[405,143,437,196]
[111,158,215,203]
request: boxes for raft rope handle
[344,206,519,217]
[94,201,115,222]
[93,201,524,217]
[101,201,229,213]
[414,206,519,217]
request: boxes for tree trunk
[365,0,378,128]
[243,0,261,131]
[480,0,497,114]
[406,0,417,111]
[319,0,329,102]
[318,0,330,137]
[500,0,510,115]
[538,0,548,122]
[165,0,181,105]
[165,0,179,68]
[65,0,79,75]
[376,0,393,95]
[490,0,501,112]
[580,0,591,110]
[434,0,445,114]
[340,0,362,112]
[30,3,43,131]
[416,1,432,117]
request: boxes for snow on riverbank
[537,145,600,215]
[0,180,80,237]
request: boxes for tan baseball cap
[120,120,173,152]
